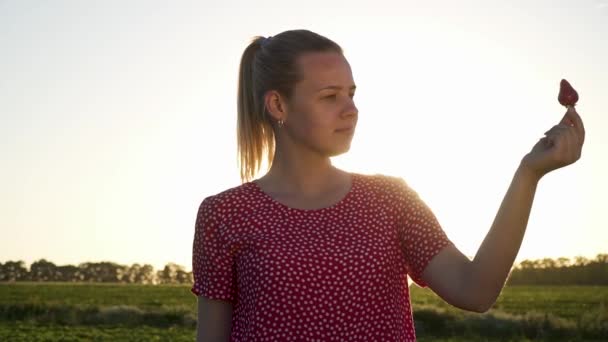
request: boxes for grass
[0,282,606,341]
[410,285,608,340]
[410,285,608,321]
[0,282,192,311]
[0,322,195,342]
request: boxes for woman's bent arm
[421,162,540,312]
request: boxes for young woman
[191,29,585,341]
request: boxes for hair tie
[261,36,273,48]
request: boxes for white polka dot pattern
[191,173,453,341]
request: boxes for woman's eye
[322,93,354,100]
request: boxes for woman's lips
[335,126,354,133]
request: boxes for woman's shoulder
[354,172,424,213]
[197,181,259,219]
[354,171,409,191]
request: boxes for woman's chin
[327,143,352,157]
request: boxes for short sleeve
[393,177,453,288]
[190,197,238,303]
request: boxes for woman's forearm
[470,161,541,309]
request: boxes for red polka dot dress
[191,172,453,341]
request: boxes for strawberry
[558,79,579,107]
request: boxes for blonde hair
[236,29,342,183]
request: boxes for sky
[1,0,607,272]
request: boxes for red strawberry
[558,79,579,107]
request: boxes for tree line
[0,259,192,284]
[1,254,606,285]
[506,253,608,286]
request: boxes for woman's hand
[521,106,586,181]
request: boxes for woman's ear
[264,90,287,122]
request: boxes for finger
[544,126,566,146]
[567,126,581,161]
[559,113,574,126]
[553,127,579,162]
[564,126,574,160]
[543,135,554,148]
[565,124,582,160]
[560,111,575,127]
[549,130,569,158]
[545,126,573,142]
[561,108,585,146]
[544,124,570,137]
[565,106,586,141]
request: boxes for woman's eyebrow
[316,85,357,92]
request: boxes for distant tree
[519,260,535,269]
[125,263,145,283]
[574,256,589,266]
[556,257,570,268]
[93,262,123,282]
[123,263,157,284]
[0,260,29,281]
[176,270,193,284]
[157,263,179,284]
[595,254,608,263]
[116,264,130,283]
[56,265,79,282]
[76,262,96,282]
[30,259,58,281]
[125,263,141,283]
[157,263,192,284]
[139,264,156,284]
[77,262,125,282]
[540,258,556,269]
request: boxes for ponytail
[237,36,274,183]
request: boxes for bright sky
[2,0,607,272]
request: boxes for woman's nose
[343,99,358,117]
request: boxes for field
[0,282,606,341]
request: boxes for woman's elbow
[463,289,498,313]
[468,300,494,313]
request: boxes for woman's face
[282,51,358,157]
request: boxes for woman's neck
[258,149,347,197]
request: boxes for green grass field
[1,283,606,341]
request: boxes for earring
[278,119,284,128]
